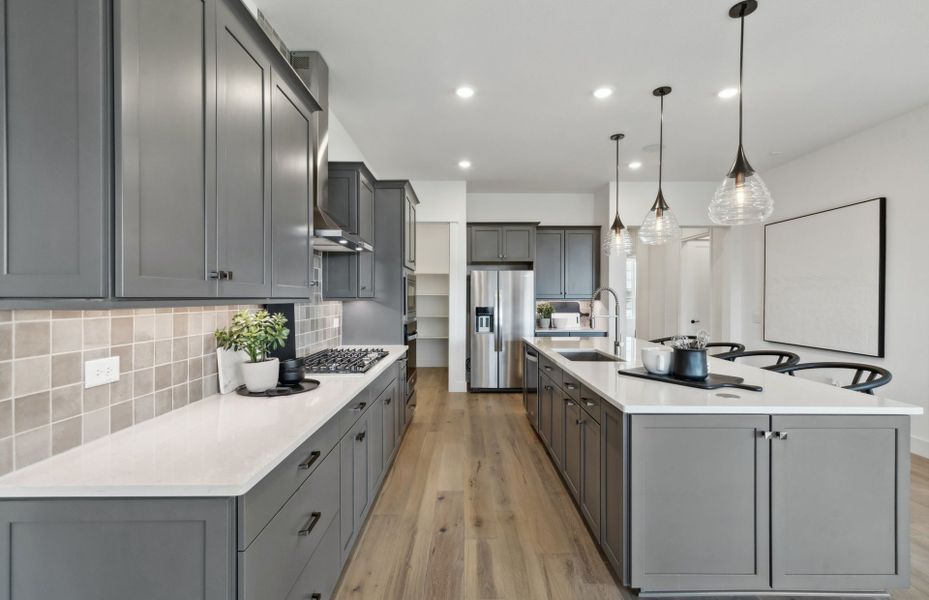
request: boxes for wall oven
[404,272,416,321]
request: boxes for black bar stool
[770,362,892,395]
[649,336,745,357]
[715,349,800,370]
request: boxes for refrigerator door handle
[495,289,502,353]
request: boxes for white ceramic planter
[240,357,279,393]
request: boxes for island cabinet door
[770,415,910,592]
[564,401,583,499]
[539,377,554,447]
[580,416,601,542]
[601,404,627,581]
[550,393,567,471]
[629,414,771,593]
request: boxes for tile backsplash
[0,255,343,476]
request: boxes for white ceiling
[254,0,929,192]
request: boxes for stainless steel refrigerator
[469,270,535,390]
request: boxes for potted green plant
[537,302,554,329]
[214,309,289,393]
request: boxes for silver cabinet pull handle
[576,419,585,425]
[543,366,553,371]
[584,400,596,407]
[208,271,221,280]
[352,402,367,412]
[565,383,576,390]
[298,512,321,536]
[777,431,789,440]
[761,431,773,440]
[543,385,554,391]
[297,450,321,470]
[566,400,575,406]
[225,271,233,280]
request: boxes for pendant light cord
[614,138,620,213]
[738,9,745,148]
[658,95,664,190]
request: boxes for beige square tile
[51,416,82,455]
[133,395,154,424]
[14,391,50,433]
[82,383,109,412]
[154,314,173,340]
[0,324,11,361]
[110,309,134,317]
[203,353,218,376]
[51,352,82,388]
[188,335,203,357]
[154,340,172,366]
[14,425,50,469]
[202,375,218,398]
[111,344,133,373]
[154,364,172,391]
[0,437,11,476]
[14,310,50,321]
[154,389,172,417]
[51,384,82,422]
[133,315,154,342]
[134,341,154,369]
[83,318,110,349]
[0,310,11,323]
[82,408,109,443]
[52,310,83,319]
[172,338,188,361]
[133,308,154,316]
[51,319,82,354]
[202,333,216,355]
[187,313,202,335]
[13,356,50,396]
[154,307,173,315]
[110,375,133,404]
[173,314,188,337]
[133,368,154,397]
[83,310,109,318]
[111,317,133,346]
[14,321,50,358]
[202,312,216,333]
[172,361,187,386]
[82,347,109,362]
[110,401,133,433]
[188,379,203,402]
[172,384,188,409]
[0,362,10,400]
[0,400,11,438]
[188,357,202,380]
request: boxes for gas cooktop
[302,348,389,374]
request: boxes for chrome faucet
[591,286,622,354]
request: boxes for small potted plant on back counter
[537,302,554,329]
[215,309,289,393]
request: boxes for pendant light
[709,0,774,225]
[602,133,635,257]
[639,86,681,246]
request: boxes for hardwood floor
[334,367,929,600]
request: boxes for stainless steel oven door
[404,321,417,395]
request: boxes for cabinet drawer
[539,355,561,385]
[579,385,602,424]
[285,513,342,600]
[238,416,339,549]
[239,448,340,600]
[369,368,396,403]
[561,371,581,401]
[339,391,371,438]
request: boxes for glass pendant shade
[602,214,635,257]
[639,191,680,245]
[709,148,773,224]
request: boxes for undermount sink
[556,350,624,363]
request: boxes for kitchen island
[0,347,408,600]
[523,336,921,597]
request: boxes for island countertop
[524,336,921,416]
[0,346,408,498]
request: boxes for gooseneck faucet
[591,286,622,354]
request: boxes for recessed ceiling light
[593,87,613,99]
[458,160,472,169]
[628,161,642,170]
[717,87,739,99]
[455,86,475,98]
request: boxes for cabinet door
[580,416,601,541]
[469,226,502,263]
[770,415,909,592]
[629,414,770,592]
[601,405,626,580]
[534,230,564,298]
[366,397,384,502]
[502,226,535,261]
[0,0,107,298]
[116,0,216,297]
[325,168,357,235]
[564,229,598,298]
[323,254,357,299]
[339,433,357,565]
[403,191,416,270]
[563,401,582,499]
[539,377,553,447]
[358,173,375,244]
[351,419,369,535]
[358,252,374,298]
[550,393,566,471]
[269,71,313,297]
[382,382,397,466]
[215,2,271,297]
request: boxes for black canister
[278,358,305,385]
[671,348,708,381]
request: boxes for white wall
[329,111,370,169]
[468,193,600,225]
[726,103,929,456]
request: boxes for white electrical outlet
[85,356,120,388]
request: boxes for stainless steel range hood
[313,205,373,252]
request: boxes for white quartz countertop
[525,337,922,416]
[0,346,408,498]
[535,327,609,334]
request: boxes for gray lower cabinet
[269,70,313,298]
[284,515,341,600]
[550,393,566,471]
[579,415,601,542]
[382,380,398,465]
[535,227,600,299]
[366,396,384,501]
[534,230,564,297]
[564,401,583,499]
[629,414,771,592]
[116,0,217,297]
[0,0,108,298]
[600,403,626,581]
[538,376,554,447]
[770,415,910,592]
[468,224,536,263]
[0,498,235,600]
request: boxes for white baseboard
[449,378,467,393]
[912,435,929,459]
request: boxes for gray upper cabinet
[770,415,910,592]
[534,230,564,297]
[0,0,108,298]
[116,0,217,298]
[536,227,599,299]
[324,163,376,300]
[404,188,417,271]
[269,70,313,298]
[629,414,770,592]
[468,224,536,263]
[216,1,271,298]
